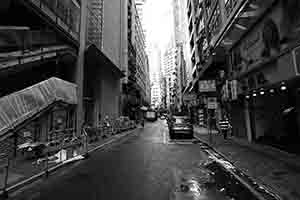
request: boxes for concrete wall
[102,0,123,70]
[100,66,121,119]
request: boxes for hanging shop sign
[207,97,217,109]
[231,80,238,101]
[183,94,197,103]
[221,80,239,101]
[221,80,229,101]
[199,80,216,93]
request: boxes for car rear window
[174,118,188,124]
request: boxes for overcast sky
[144,0,173,50]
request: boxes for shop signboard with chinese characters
[231,80,238,101]
[207,97,217,109]
[221,80,239,101]
[183,94,197,105]
[198,80,216,93]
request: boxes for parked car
[145,110,157,122]
[169,116,193,139]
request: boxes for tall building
[151,72,161,107]
[171,0,191,112]
[149,43,162,107]
[162,43,177,109]
[85,0,125,125]
[135,0,147,40]
[0,0,126,155]
[122,0,150,120]
[184,0,300,150]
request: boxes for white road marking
[163,128,167,144]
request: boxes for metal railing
[0,118,137,197]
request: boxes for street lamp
[280,85,287,91]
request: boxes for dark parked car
[168,116,193,139]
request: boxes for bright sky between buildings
[144,0,173,53]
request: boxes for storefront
[227,2,300,153]
[198,80,219,129]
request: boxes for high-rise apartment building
[149,43,162,107]
[162,43,177,109]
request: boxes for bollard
[45,152,49,178]
[82,128,89,159]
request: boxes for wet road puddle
[170,162,233,200]
[170,157,270,200]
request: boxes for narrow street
[13,121,233,200]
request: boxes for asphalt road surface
[13,120,231,200]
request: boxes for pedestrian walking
[219,116,231,140]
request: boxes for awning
[85,44,125,78]
[0,77,77,139]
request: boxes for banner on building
[199,80,216,93]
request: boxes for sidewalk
[0,128,137,195]
[194,126,300,200]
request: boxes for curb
[194,135,282,200]
[87,129,137,154]
[0,128,137,199]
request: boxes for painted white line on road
[163,128,167,144]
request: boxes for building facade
[162,43,177,110]
[84,0,125,126]
[149,43,162,108]
[122,0,150,120]
[171,0,191,113]
[184,0,300,153]
[0,0,127,156]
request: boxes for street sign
[207,97,217,109]
[199,80,216,92]
[183,94,197,102]
[231,80,238,100]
